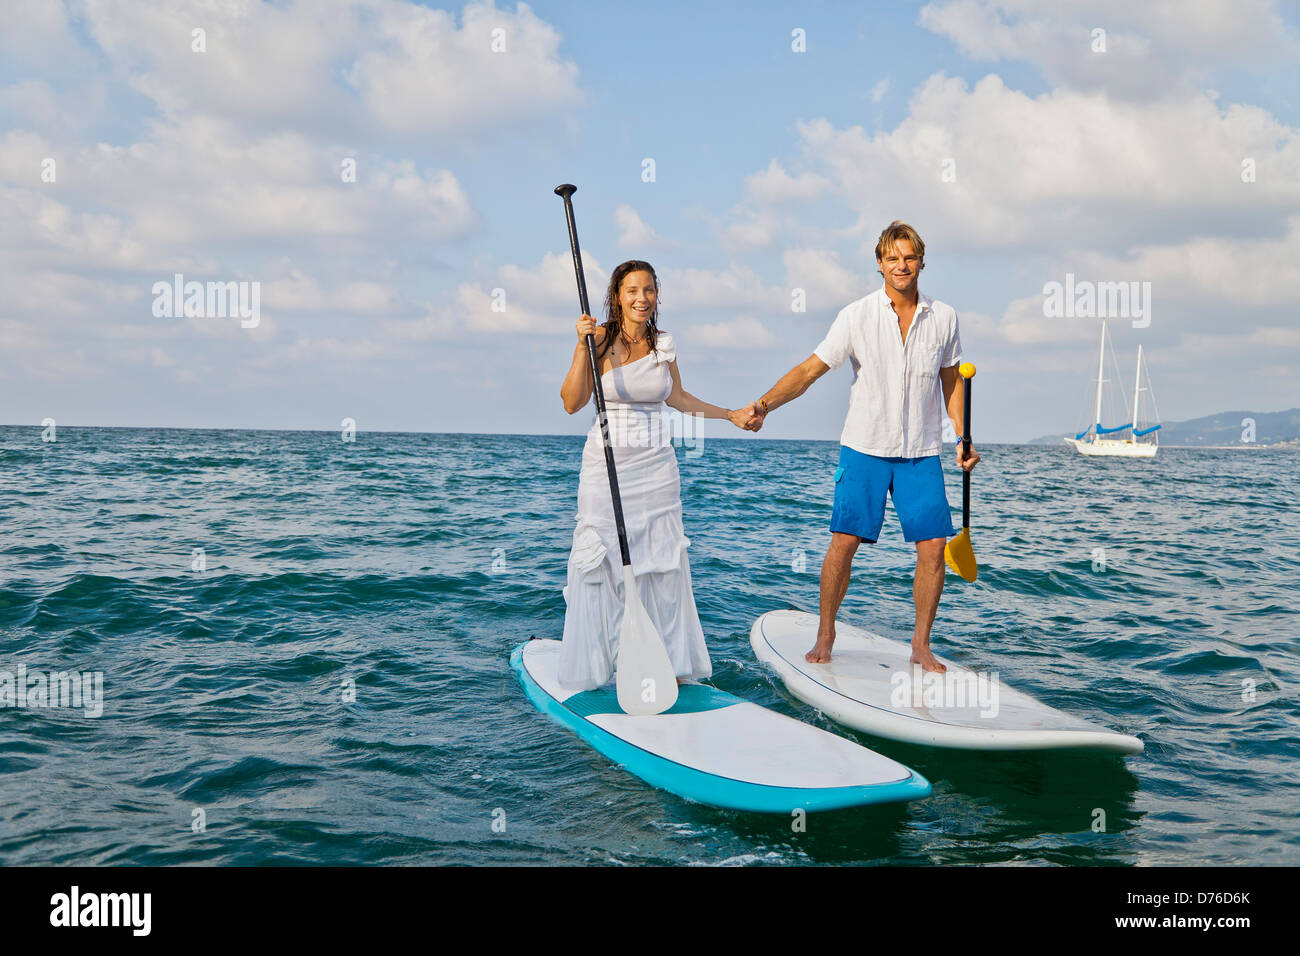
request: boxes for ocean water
[0,425,1296,866]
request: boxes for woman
[558,260,757,690]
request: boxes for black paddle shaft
[961,373,972,530]
[554,184,633,568]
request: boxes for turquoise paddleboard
[511,639,931,813]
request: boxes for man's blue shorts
[830,446,956,544]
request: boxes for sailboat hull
[1065,437,1158,458]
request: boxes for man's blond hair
[874,220,925,263]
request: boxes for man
[745,221,978,671]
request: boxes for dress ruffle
[559,516,709,690]
[647,330,676,366]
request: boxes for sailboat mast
[1131,344,1143,435]
[1093,319,1107,432]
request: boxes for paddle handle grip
[555,184,633,567]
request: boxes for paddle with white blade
[554,183,678,716]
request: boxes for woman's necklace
[611,321,646,368]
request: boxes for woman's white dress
[559,331,713,690]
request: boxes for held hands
[956,440,980,472]
[727,401,766,431]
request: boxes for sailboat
[1064,319,1161,458]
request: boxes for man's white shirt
[814,287,962,458]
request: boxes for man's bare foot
[805,635,835,663]
[910,644,947,673]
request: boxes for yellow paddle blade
[944,528,978,582]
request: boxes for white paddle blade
[614,565,678,716]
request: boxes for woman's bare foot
[805,635,835,663]
[910,643,947,673]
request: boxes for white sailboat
[1064,319,1161,458]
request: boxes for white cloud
[497,251,608,313]
[0,0,86,68]
[792,74,1300,252]
[918,0,1300,98]
[1174,325,1300,356]
[0,121,479,254]
[74,0,581,140]
[963,296,1100,347]
[662,264,785,312]
[0,179,213,277]
[435,256,793,340]
[386,257,790,345]
[182,310,277,344]
[384,250,607,341]
[0,80,113,139]
[782,248,870,314]
[744,160,830,203]
[614,204,666,249]
[0,0,593,409]
[262,272,401,314]
[267,335,390,365]
[351,0,582,136]
[0,318,44,351]
[1070,217,1300,310]
[686,317,779,349]
[458,281,566,334]
[721,211,779,251]
[381,304,459,342]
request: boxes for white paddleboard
[512,638,931,812]
[751,610,1143,754]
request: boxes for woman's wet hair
[598,260,660,360]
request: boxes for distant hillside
[1031,408,1300,446]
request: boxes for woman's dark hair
[597,260,660,361]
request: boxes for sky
[1,0,1297,442]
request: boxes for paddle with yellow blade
[944,362,979,582]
